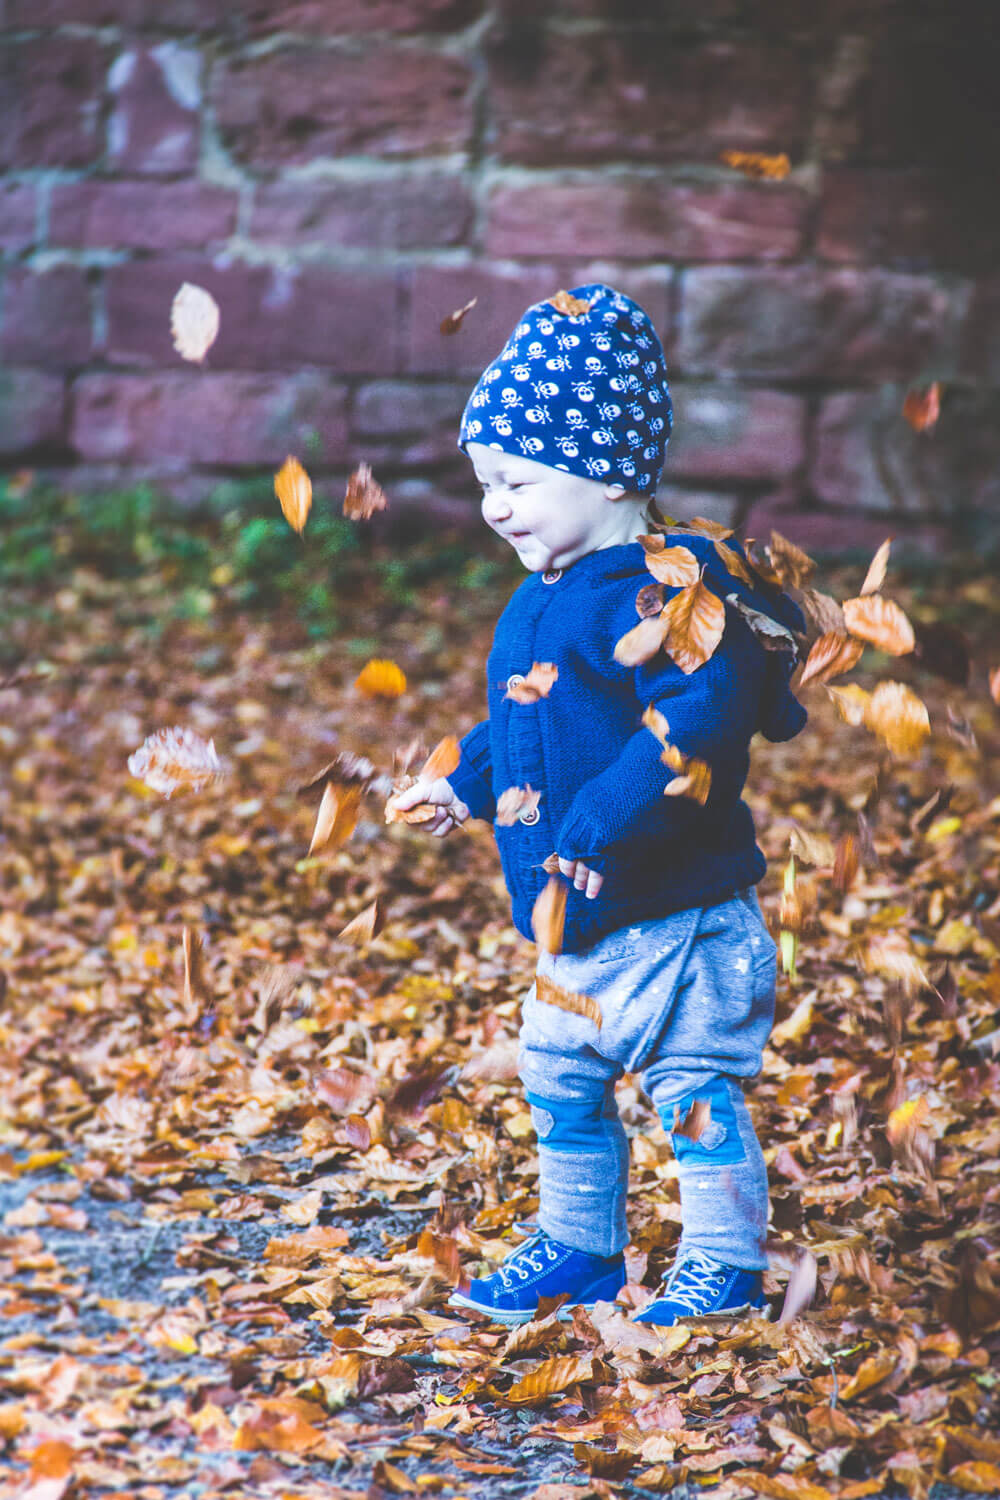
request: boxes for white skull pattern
[533,380,559,398]
[500,388,522,407]
[525,405,551,424]
[598,402,621,420]
[591,428,613,446]
[518,435,544,455]
[493,415,512,436]
[526,341,545,359]
[512,364,531,380]
[555,436,579,456]
[571,381,595,401]
[565,407,586,429]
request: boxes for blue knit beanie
[458,282,672,498]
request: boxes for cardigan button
[506,672,526,692]
[542,569,563,584]
[519,806,540,826]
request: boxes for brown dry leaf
[795,586,846,636]
[439,296,477,335]
[355,659,407,698]
[903,382,941,432]
[181,926,207,1017]
[461,1036,520,1082]
[988,665,1000,705]
[496,784,541,826]
[684,515,734,540]
[798,632,864,689]
[416,1228,461,1283]
[866,932,929,996]
[505,1354,596,1403]
[727,594,798,655]
[867,681,930,757]
[614,613,669,667]
[833,833,860,892]
[636,582,666,618]
[421,735,461,780]
[839,1352,898,1401]
[507,662,559,704]
[274,456,312,535]
[714,538,757,586]
[536,972,601,1029]
[642,543,700,588]
[843,595,915,655]
[283,1189,324,1227]
[170,281,220,363]
[661,743,712,804]
[777,1248,817,1322]
[127,725,227,798]
[661,577,725,674]
[732,1472,833,1500]
[826,682,872,727]
[720,149,791,179]
[860,538,892,596]
[501,1307,567,1360]
[337,899,383,946]
[789,826,835,868]
[948,1463,1000,1492]
[673,1097,710,1142]
[343,461,388,521]
[309,782,362,855]
[768,530,816,588]
[548,290,591,317]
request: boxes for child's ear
[604,483,626,500]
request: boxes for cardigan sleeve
[555,621,763,867]
[445,718,496,823]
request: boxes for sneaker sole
[446,1291,612,1327]
[635,1300,772,1327]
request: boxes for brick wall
[2,0,999,551]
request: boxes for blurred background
[1,0,998,558]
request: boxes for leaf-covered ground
[1,531,999,1500]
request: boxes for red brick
[812,388,1000,520]
[677,267,967,381]
[406,263,671,375]
[250,175,473,251]
[108,45,201,176]
[0,183,36,252]
[1,0,231,22]
[105,258,403,373]
[0,369,66,454]
[817,169,1000,275]
[486,179,806,262]
[742,489,950,558]
[352,379,468,467]
[71,371,349,466]
[666,384,804,483]
[0,39,105,168]
[1,267,93,368]
[486,31,809,165]
[657,486,740,530]
[211,44,474,166]
[50,182,237,251]
[244,0,483,33]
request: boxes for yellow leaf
[771,990,815,1047]
[274,455,312,535]
[282,1189,324,1226]
[789,826,835,867]
[798,632,864,688]
[949,1463,1000,1492]
[867,680,930,757]
[535,971,601,1029]
[826,682,872,727]
[859,538,892,596]
[719,149,791,179]
[767,529,816,588]
[355,658,407,698]
[309,782,362,856]
[641,703,671,746]
[661,577,725,675]
[839,1352,898,1401]
[842,595,915,655]
[548,290,591,317]
[170,281,220,363]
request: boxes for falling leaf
[720,149,791,179]
[309,782,362,855]
[777,1248,817,1323]
[826,682,872,726]
[727,594,798,654]
[673,1096,710,1142]
[798,632,864,689]
[614,613,669,667]
[640,541,700,587]
[355,659,407,698]
[768,530,816,589]
[170,281,220,363]
[496,784,541,826]
[860,538,892,596]
[420,735,461,780]
[274,456,312,535]
[337,899,383,946]
[789,826,835,867]
[660,743,712,804]
[795,587,846,636]
[867,933,928,996]
[843,595,915,655]
[714,539,757,586]
[867,681,930,757]
[641,703,671,746]
[547,290,591,317]
[660,577,725,675]
[181,927,206,1017]
[532,879,567,956]
[127,726,227,798]
[989,666,1000,705]
[683,515,734,540]
[506,662,558,703]
[833,833,860,891]
[343,461,388,521]
[535,972,601,1028]
[903,382,941,432]
[439,296,477,335]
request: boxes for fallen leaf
[343,461,388,521]
[170,281,220,363]
[720,149,791,179]
[274,455,312,535]
[505,1355,596,1402]
[181,926,206,1017]
[309,782,362,855]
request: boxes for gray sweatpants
[519,887,776,1268]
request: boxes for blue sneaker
[633,1249,769,1326]
[448,1229,626,1327]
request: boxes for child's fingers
[584,868,603,899]
[557,856,604,899]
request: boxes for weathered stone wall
[2,0,998,549]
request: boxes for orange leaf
[768,529,816,588]
[170,281,220,363]
[439,296,478,335]
[826,682,871,726]
[661,577,725,674]
[867,680,930,756]
[343,461,388,521]
[833,833,860,892]
[643,544,700,587]
[839,1352,898,1401]
[182,926,206,1016]
[713,538,756,586]
[505,1354,597,1403]
[684,514,735,540]
[798,632,864,688]
[506,662,558,703]
[309,782,362,855]
[661,743,712,804]
[29,1441,75,1481]
[548,290,591,317]
[535,972,601,1029]
[614,613,669,667]
[859,537,892,596]
[532,879,567,957]
[420,735,460,780]
[355,658,407,698]
[274,455,312,535]
[842,595,915,655]
[641,703,671,746]
[949,1463,1000,1492]
[903,382,941,432]
[719,149,791,179]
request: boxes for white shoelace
[497,1232,562,1289]
[659,1250,729,1314]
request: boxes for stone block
[211,43,474,165]
[71,371,349,466]
[50,182,237,251]
[742,489,950,559]
[817,169,1000,275]
[485,29,808,164]
[105,258,403,373]
[1,0,231,22]
[486,179,807,262]
[0,183,36,252]
[656,486,741,530]
[812,387,1000,522]
[352,381,468,468]
[1,267,93,368]
[108,45,201,176]
[250,174,473,251]
[666,383,805,482]
[0,369,66,454]
[677,267,968,381]
[959,277,1000,388]
[244,0,484,33]
[0,38,105,168]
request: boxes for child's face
[467,442,642,573]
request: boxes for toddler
[390,284,807,1327]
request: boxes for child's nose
[482,494,513,525]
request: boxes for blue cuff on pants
[526,1091,608,1152]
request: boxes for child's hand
[558,857,604,899]
[386,777,470,838]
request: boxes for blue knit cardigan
[446,535,807,953]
